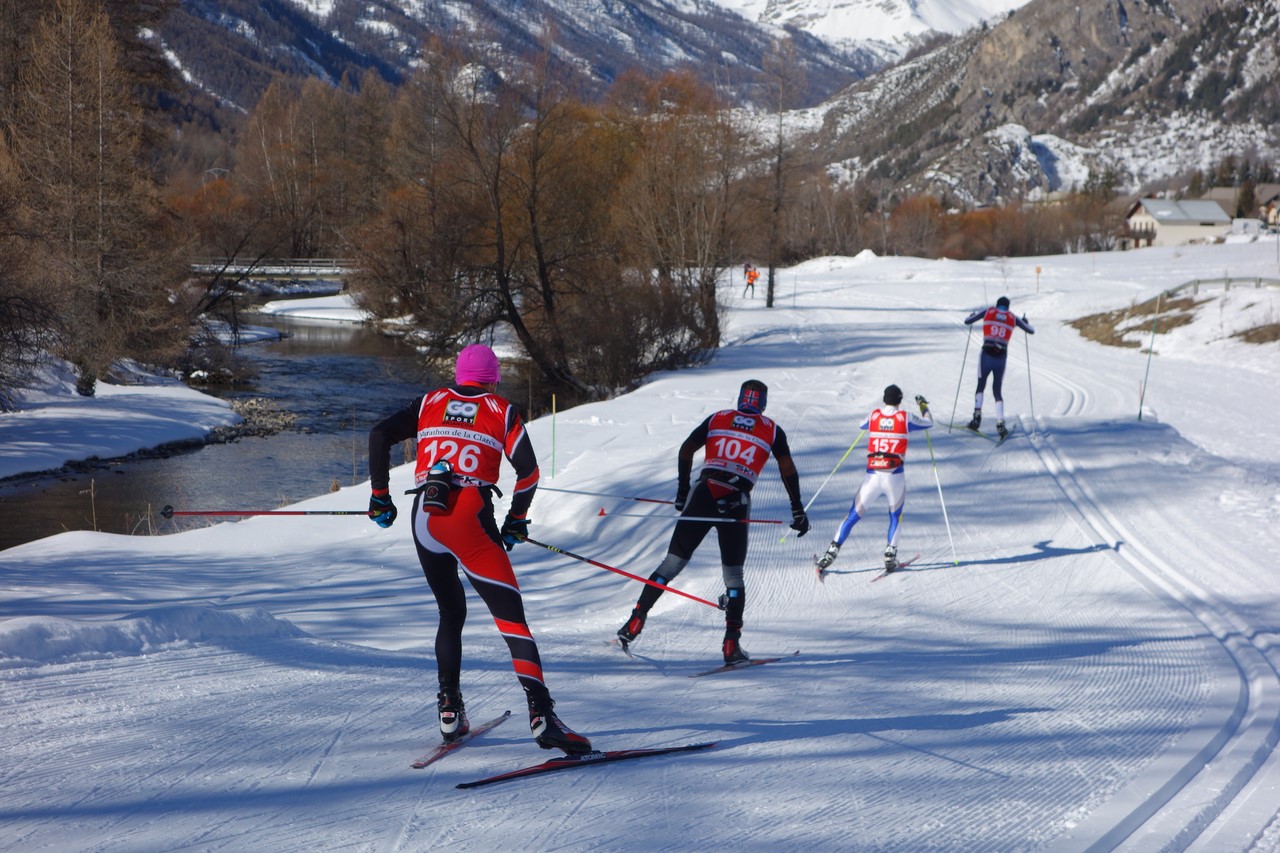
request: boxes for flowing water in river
[0,317,434,552]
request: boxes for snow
[711,0,1029,49]
[0,362,241,481]
[3,239,1280,850]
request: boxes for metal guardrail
[1164,277,1280,296]
[190,258,356,277]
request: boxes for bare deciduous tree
[9,0,185,394]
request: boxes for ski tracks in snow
[1031,420,1280,851]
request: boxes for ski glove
[369,491,397,528]
[500,515,529,551]
[790,507,811,537]
[915,394,929,415]
[674,484,689,513]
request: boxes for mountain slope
[151,0,1278,203]
[807,0,1280,203]
[156,0,882,113]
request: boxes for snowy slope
[2,238,1280,850]
[711,0,1031,50]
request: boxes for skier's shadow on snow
[822,539,1117,578]
[708,707,1050,777]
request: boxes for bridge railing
[190,258,357,277]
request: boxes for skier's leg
[716,526,749,661]
[885,471,907,548]
[621,484,717,641]
[835,473,875,544]
[416,538,466,687]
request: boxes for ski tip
[607,637,634,657]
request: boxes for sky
[2,237,1280,851]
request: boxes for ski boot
[615,609,646,652]
[816,541,840,570]
[965,410,981,431]
[527,692,592,754]
[437,686,470,743]
[722,636,751,666]
[996,420,1009,441]
[883,544,899,572]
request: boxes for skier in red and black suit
[962,295,1035,439]
[368,344,591,754]
[615,379,810,665]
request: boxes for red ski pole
[538,486,674,505]
[521,536,724,610]
[594,508,782,524]
[161,505,372,518]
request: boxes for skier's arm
[676,417,712,495]
[963,309,985,325]
[771,427,804,510]
[1016,315,1036,334]
[368,400,420,492]
[504,409,540,521]
[906,410,933,431]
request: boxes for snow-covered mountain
[160,0,1035,115]
[709,0,1032,57]
[157,0,1278,205]
[802,0,1280,204]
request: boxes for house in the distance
[1118,198,1231,249]
[1199,183,1280,225]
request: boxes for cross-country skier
[615,379,810,665]
[962,296,1035,440]
[816,385,933,573]
[367,344,591,754]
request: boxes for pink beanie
[455,344,501,385]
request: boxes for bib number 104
[711,436,757,466]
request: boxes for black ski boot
[720,587,749,665]
[722,636,751,666]
[615,608,646,651]
[996,420,1008,440]
[966,410,981,431]
[527,690,592,755]
[437,686,470,743]
[883,544,898,572]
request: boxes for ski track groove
[1029,408,1280,850]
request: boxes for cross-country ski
[689,650,800,677]
[869,555,920,582]
[457,741,718,789]
[410,710,512,769]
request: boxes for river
[0,317,434,552]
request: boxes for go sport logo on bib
[445,399,479,424]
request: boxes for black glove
[915,394,929,415]
[369,492,397,528]
[674,484,689,513]
[790,507,810,537]
[500,515,529,551]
